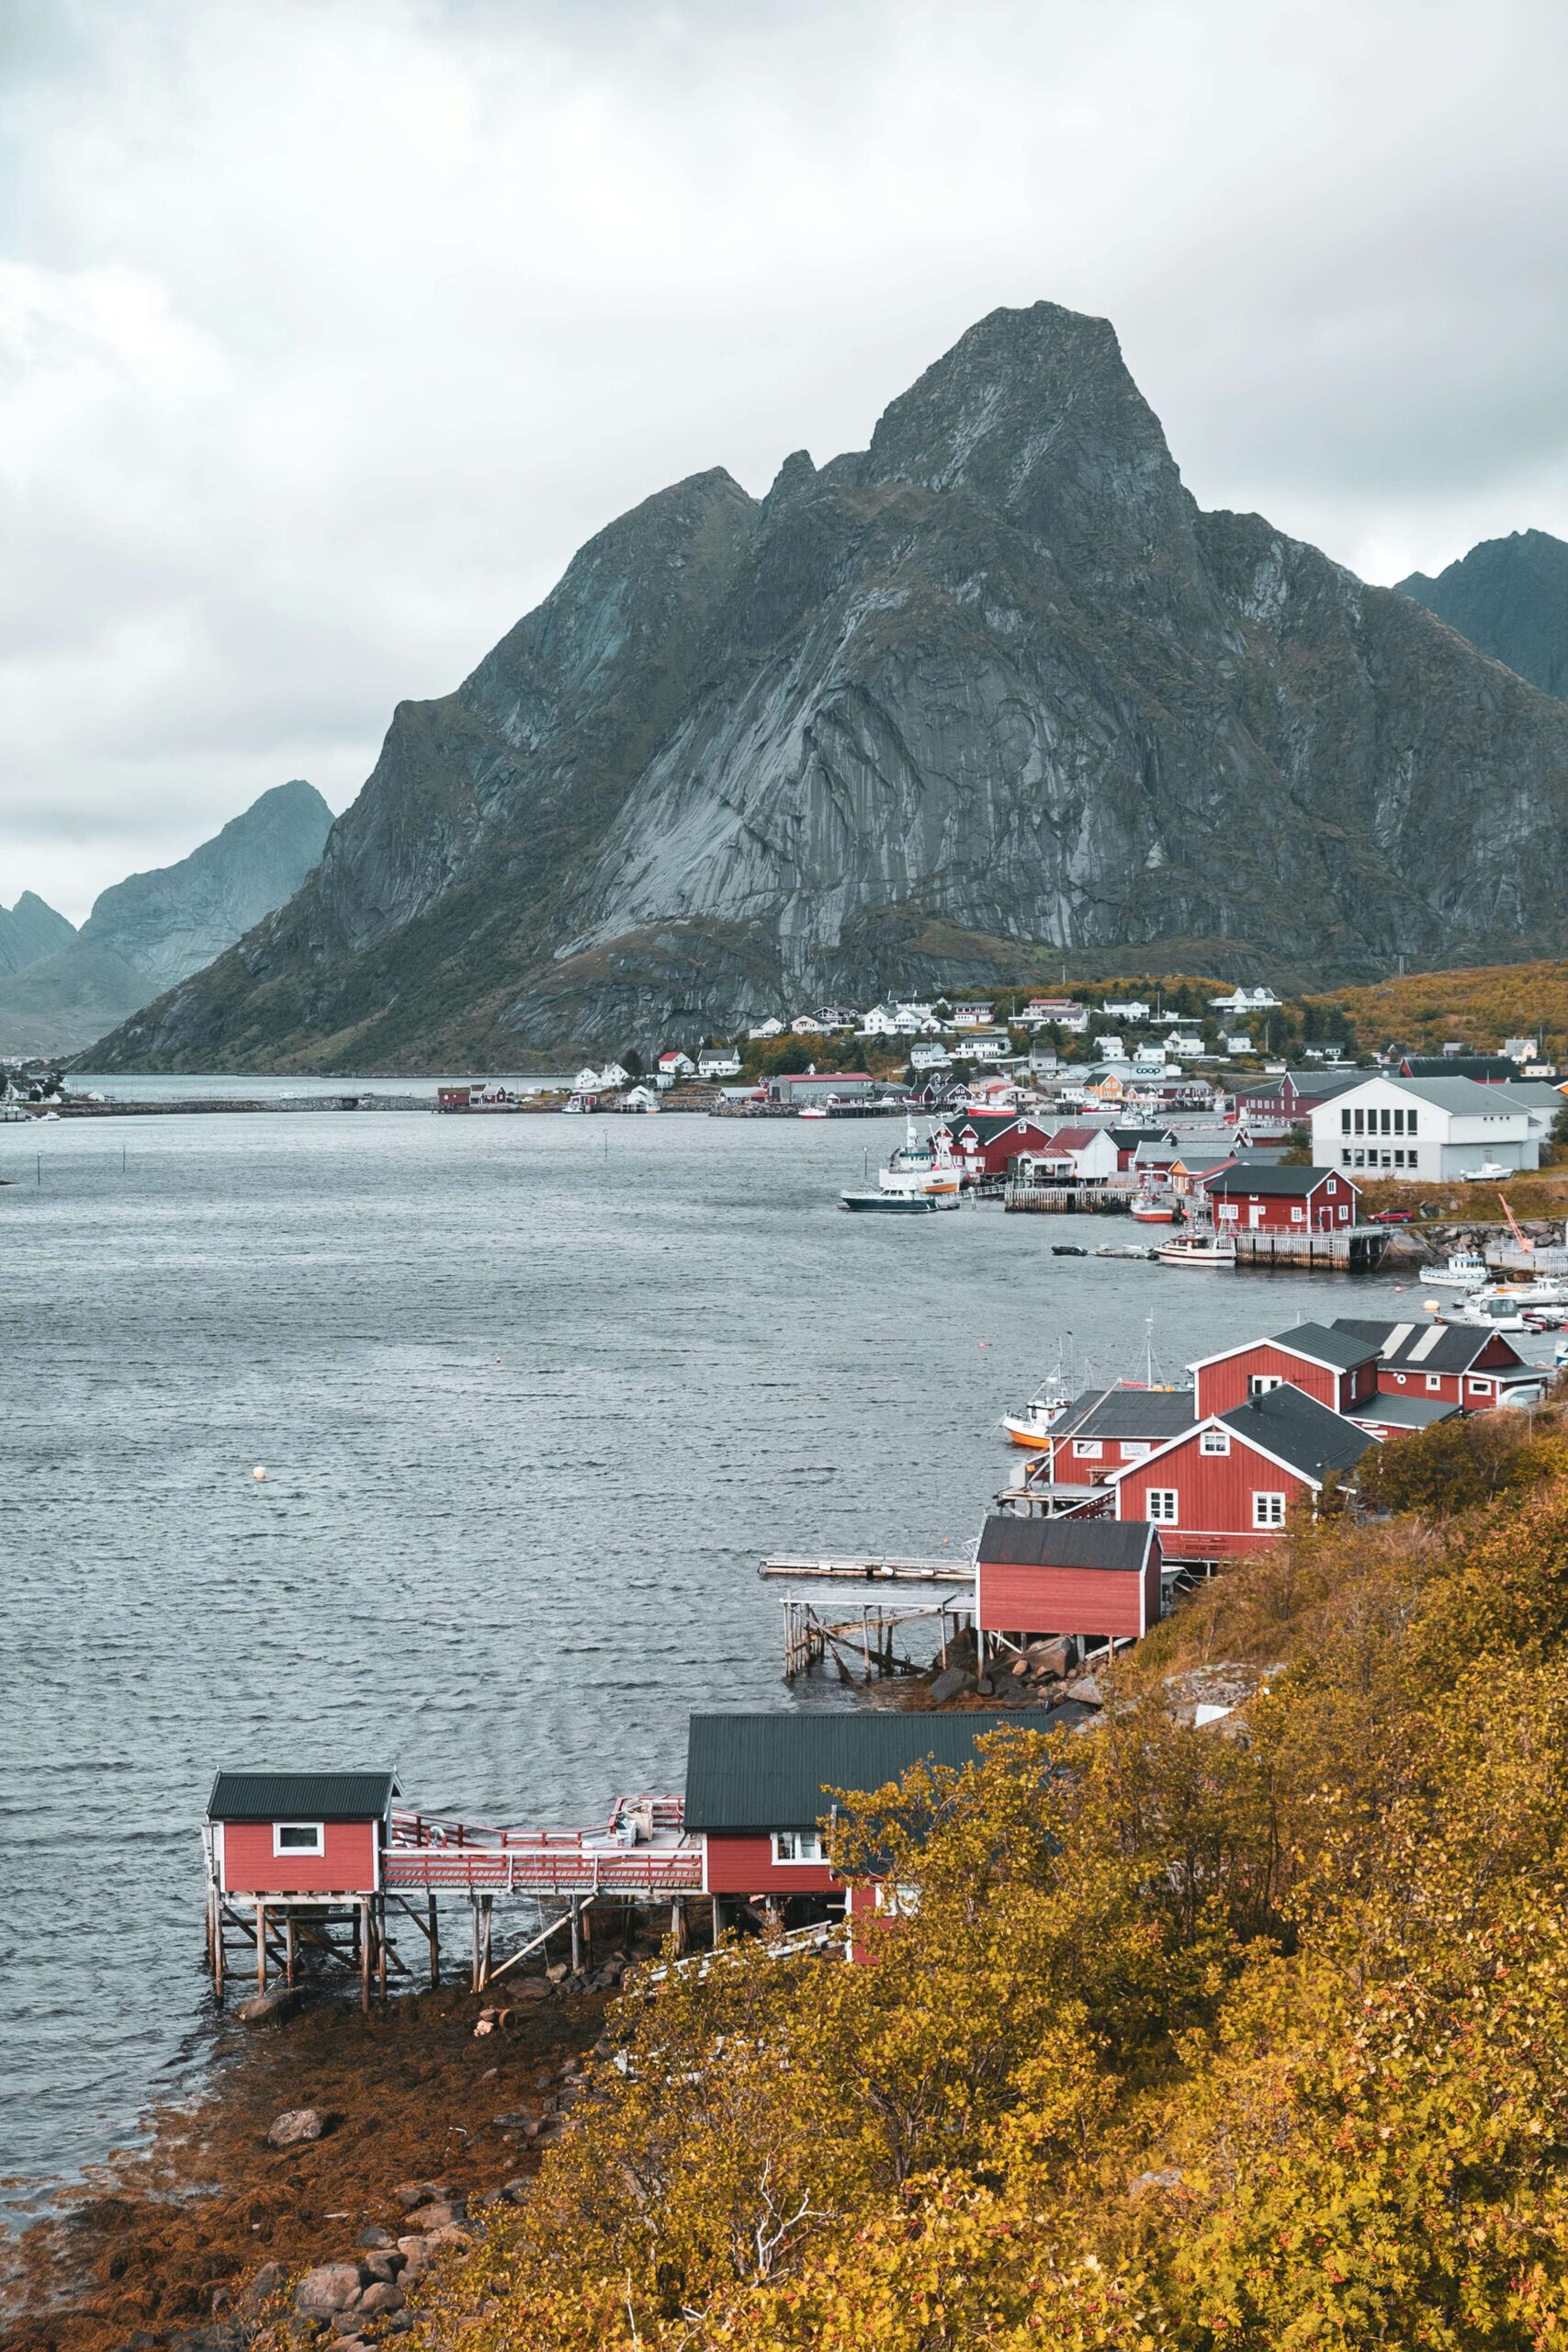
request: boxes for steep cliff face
[1400,530,1568,702]
[0,782,332,1057]
[88,303,1568,1071]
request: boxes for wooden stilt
[256,1901,267,1994]
[286,1915,297,1989]
[361,1899,372,2016]
[569,1894,582,1976]
[378,1897,389,2004]
[470,1895,481,1993]
[214,1904,225,2003]
[670,1897,686,1956]
[479,1895,493,1992]
[711,1895,722,1949]
[428,1893,439,1989]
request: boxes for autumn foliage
[428,1406,1568,2348]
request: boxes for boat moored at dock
[840,1117,962,1213]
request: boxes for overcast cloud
[4,0,1567,919]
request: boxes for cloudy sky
[4,0,1566,920]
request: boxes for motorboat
[1001,1367,1073,1448]
[1156,1231,1236,1268]
[1129,1193,1178,1224]
[1426,1252,1489,1289]
[1476,1277,1568,1308]
[799,1099,834,1120]
[1051,1242,1088,1257]
[1095,1242,1154,1260]
[1452,1293,1531,1332]
[1461,1160,1516,1182]
[840,1117,962,1213]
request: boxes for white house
[863,1001,942,1037]
[909,1041,952,1072]
[573,1066,603,1091]
[697,1046,741,1078]
[958,1031,1013,1064]
[1102,999,1150,1023]
[1164,1032,1205,1059]
[596,1061,630,1089]
[1094,1034,1128,1061]
[656,1049,696,1087]
[1222,1032,1254,1055]
[747,1018,785,1041]
[1022,998,1089,1033]
[1210,986,1281,1013]
[1311,1077,1542,1179]
[950,1001,996,1029]
[1505,1035,1540,1065]
[1018,1125,1122,1184]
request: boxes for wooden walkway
[1231,1224,1390,1272]
[1004,1184,1135,1215]
[761,1554,973,1581]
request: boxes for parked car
[1371,1208,1416,1224]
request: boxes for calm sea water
[0,1110,1531,2207]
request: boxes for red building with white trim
[207,1770,397,1896]
[931,1114,1057,1179]
[1331,1317,1546,1412]
[1204,1165,1359,1233]
[976,1515,1162,1644]
[1189,1323,1381,1419]
[1109,1385,1376,1564]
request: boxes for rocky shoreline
[0,1939,664,2352]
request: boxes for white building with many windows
[1310,1077,1542,1179]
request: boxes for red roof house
[1331,1317,1547,1412]
[1205,1165,1359,1233]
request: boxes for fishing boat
[1000,1374,1073,1448]
[1128,1193,1178,1224]
[1426,1251,1489,1289]
[799,1098,835,1120]
[1156,1230,1236,1268]
[840,1117,962,1213]
[1451,1292,1533,1331]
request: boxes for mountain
[0,782,332,1058]
[88,304,1568,1072]
[1399,530,1568,701]
[0,891,75,979]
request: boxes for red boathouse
[207,1770,398,1897]
[976,1514,1163,1645]
[1205,1166,1359,1232]
[1330,1317,1546,1411]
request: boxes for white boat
[1461,1160,1515,1182]
[1452,1293,1532,1331]
[1129,1193,1178,1224]
[1475,1277,1568,1309]
[1156,1230,1235,1268]
[1426,1252,1489,1289]
[840,1117,962,1214]
[1095,1242,1154,1260]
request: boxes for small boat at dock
[1129,1194,1178,1224]
[1156,1230,1236,1268]
[840,1117,962,1213]
[1427,1252,1488,1289]
[1095,1241,1154,1260]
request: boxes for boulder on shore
[293,2263,363,2317]
[235,1984,304,2025]
[265,2107,324,2148]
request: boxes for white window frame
[1426,1374,1442,1393]
[773,1828,828,1865]
[1251,1491,1288,1530]
[1469,1378,1491,1396]
[1146,1488,1179,1525]
[273,1822,324,1856]
[1201,1429,1231,1454]
[1247,1374,1282,1396]
[1119,1441,1150,1460]
[1073,1439,1103,1459]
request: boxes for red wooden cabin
[1189,1323,1380,1419]
[207,1770,398,1896]
[1029,1384,1197,1493]
[976,1514,1162,1645]
[931,1114,1056,1179]
[1109,1385,1376,1565]
[682,1712,1063,1920]
[1330,1317,1546,1412]
[1205,1166,1359,1233]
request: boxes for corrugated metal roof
[978,1515,1155,1572]
[1218,1385,1374,1481]
[207,1770,398,1822]
[684,1712,1062,1831]
[1265,1321,1379,1370]
[1332,1317,1517,1374]
[1056,1385,1197,1442]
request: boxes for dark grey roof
[1400,1056,1516,1081]
[1348,1393,1461,1429]
[1218,1385,1375,1482]
[1054,1385,1197,1443]
[1331,1317,1524,1374]
[684,1712,1060,1831]
[978,1515,1155,1571]
[207,1770,398,1823]
[1264,1321,1380,1371]
[1207,1164,1340,1196]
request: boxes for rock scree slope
[87,302,1568,1070]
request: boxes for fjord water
[0,1112,1455,2203]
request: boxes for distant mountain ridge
[0,890,75,978]
[87,302,1568,1071]
[1399,530,1568,701]
[0,782,332,1057]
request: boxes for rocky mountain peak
[1400,527,1568,701]
[856,300,1188,554]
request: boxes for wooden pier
[1003,1183,1134,1215]
[1231,1224,1390,1273]
[761,1554,971,1581]
[782,1595,975,1680]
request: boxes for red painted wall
[703,1831,842,1896]
[1375,1334,1525,1411]
[1195,1342,1375,1420]
[1210,1175,1357,1233]
[1114,1430,1314,1555]
[220,1818,378,1894]
[977,1561,1152,1639]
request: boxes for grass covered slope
[1308,958,1568,1063]
[421,1403,1568,2349]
